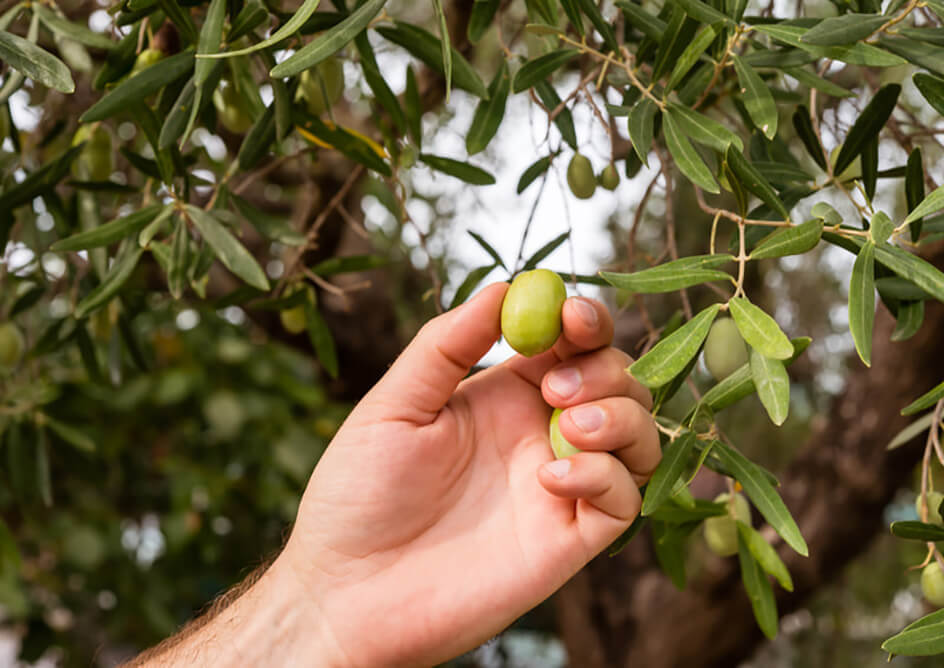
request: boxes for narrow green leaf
[575,0,618,52]
[874,244,944,303]
[750,220,822,259]
[906,184,944,225]
[405,65,422,147]
[420,153,495,185]
[354,32,406,136]
[811,201,842,225]
[201,0,323,59]
[600,264,733,293]
[667,103,742,153]
[80,50,195,122]
[902,380,944,416]
[168,217,189,299]
[738,537,779,639]
[728,297,793,360]
[74,243,144,319]
[43,416,96,453]
[0,145,83,212]
[535,80,577,149]
[517,155,553,193]
[752,24,907,67]
[295,112,391,176]
[52,204,166,251]
[0,29,74,93]
[521,231,569,271]
[891,300,924,342]
[269,0,387,77]
[432,0,452,98]
[800,13,887,46]
[310,254,388,275]
[833,83,900,176]
[629,304,721,388]
[671,0,732,26]
[615,0,666,40]
[725,146,789,220]
[512,49,580,93]
[889,520,944,541]
[305,299,339,379]
[663,110,719,193]
[449,263,498,309]
[468,231,506,269]
[665,25,717,93]
[869,211,893,245]
[886,412,935,450]
[467,62,509,155]
[185,205,270,290]
[714,440,808,555]
[227,0,269,42]
[882,621,944,656]
[914,73,944,116]
[906,148,926,241]
[783,67,853,99]
[649,498,726,523]
[749,348,790,426]
[377,22,488,99]
[877,35,944,78]
[642,431,697,516]
[468,0,501,43]
[651,520,689,589]
[195,0,226,87]
[732,55,777,139]
[238,104,276,170]
[628,98,658,167]
[737,521,793,591]
[33,6,115,50]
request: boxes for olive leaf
[732,55,777,140]
[749,220,823,260]
[0,29,74,93]
[749,348,790,426]
[52,204,167,251]
[728,297,794,360]
[185,206,270,291]
[467,62,510,155]
[833,84,900,177]
[902,380,944,416]
[736,521,794,591]
[641,431,697,516]
[738,536,779,639]
[663,110,719,194]
[629,304,721,388]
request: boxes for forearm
[124,556,343,667]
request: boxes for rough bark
[554,244,944,668]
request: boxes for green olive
[598,164,620,191]
[703,492,751,557]
[923,562,944,607]
[549,408,581,459]
[71,124,113,181]
[703,318,749,381]
[131,48,164,76]
[500,269,567,357]
[917,491,944,526]
[567,153,596,200]
[298,59,345,116]
[0,322,25,370]
[280,305,308,335]
[213,83,254,134]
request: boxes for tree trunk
[555,245,944,668]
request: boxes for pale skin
[128,283,660,667]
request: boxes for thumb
[368,282,509,423]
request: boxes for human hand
[278,283,660,667]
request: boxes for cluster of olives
[0,322,24,371]
[566,153,619,200]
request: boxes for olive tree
[2,0,944,663]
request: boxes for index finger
[506,296,614,387]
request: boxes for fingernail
[545,459,572,479]
[569,405,605,433]
[547,367,581,399]
[572,298,598,328]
